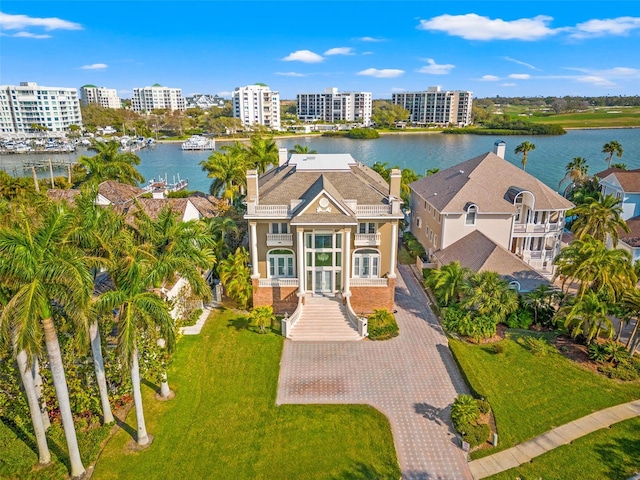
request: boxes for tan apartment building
[409,141,573,277]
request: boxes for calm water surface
[3,129,639,194]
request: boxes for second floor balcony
[512,221,564,235]
[266,233,293,246]
[354,232,381,246]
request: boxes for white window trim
[267,249,295,278]
[353,248,381,279]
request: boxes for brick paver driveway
[277,264,473,480]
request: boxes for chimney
[246,169,259,204]
[278,147,288,166]
[493,140,506,159]
[389,168,401,199]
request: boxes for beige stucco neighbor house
[244,152,404,337]
[409,141,574,277]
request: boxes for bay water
[3,128,639,194]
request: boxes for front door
[314,270,333,294]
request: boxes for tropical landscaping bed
[92,308,400,479]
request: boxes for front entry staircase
[288,295,361,341]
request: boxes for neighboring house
[409,141,574,276]
[596,167,640,221]
[596,167,640,261]
[244,151,404,316]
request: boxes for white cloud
[275,71,306,77]
[217,91,232,97]
[357,36,384,42]
[80,63,108,70]
[324,47,354,56]
[391,87,406,93]
[417,58,455,75]
[503,56,538,70]
[357,68,404,78]
[571,16,640,38]
[417,14,558,41]
[13,31,51,39]
[575,76,616,87]
[501,83,517,87]
[0,12,82,31]
[282,50,324,63]
[567,66,640,78]
[508,73,531,80]
[362,51,374,55]
[480,75,500,81]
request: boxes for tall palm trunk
[159,371,171,398]
[626,317,640,353]
[130,344,149,445]
[17,350,51,465]
[42,317,85,478]
[31,357,51,430]
[90,320,114,424]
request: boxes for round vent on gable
[319,198,329,208]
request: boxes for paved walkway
[469,399,640,479]
[179,303,217,335]
[277,264,473,480]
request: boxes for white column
[344,229,351,296]
[250,222,259,278]
[297,228,305,296]
[388,222,397,278]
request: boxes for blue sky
[1,1,639,100]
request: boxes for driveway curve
[277,264,473,480]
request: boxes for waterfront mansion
[244,151,404,316]
[409,141,574,280]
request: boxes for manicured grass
[487,417,640,480]
[449,333,640,460]
[93,308,400,480]
[502,105,640,128]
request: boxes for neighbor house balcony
[266,233,293,247]
[246,204,290,217]
[350,277,389,287]
[512,221,564,235]
[354,233,381,246]
[356,205,392,216]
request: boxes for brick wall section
[349,278,396,314]
[251,279,298,314]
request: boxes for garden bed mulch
[554,334,600,374]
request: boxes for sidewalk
[468,399,640,479]
[179,303,216,335]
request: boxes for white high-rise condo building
[0,82,83,136]
[297,88,373,126]
[80,85,121,109]
[392,86,473,127]
[131,84,186,113]
[233,84,280,130]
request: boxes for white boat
[181,135,215,151]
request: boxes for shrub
[490,343,505,355]
[346,128,380,139]
[602,342,631,365]
[462,423,491,448]
[443,308,497,343]
[249,306,276,334]
[451,394,479,430]
[588,342,608,362]
[477,399,492,414]
[517,335,556,356]
[367,308,399,340]
[403,231,427,260]
[599,363,639,381]
[505,308,533,330]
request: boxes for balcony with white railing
[356,205,392,216]
[350,277,389,287]
[258,278,299,287]
[246,204,290,217]
[512,221,564,235]
[354,232,381,246]
[266,233,293,246]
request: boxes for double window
[267,249,294,278]
[270,222,289,234]
[358,222,377,234]
[353,249,380,278]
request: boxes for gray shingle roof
[410,152,573,213]
[433,229,550,292]
[98,181,145,205]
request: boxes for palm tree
[558,157,589,192]
[559,292,612,343]
[246,134,279,174]
[77,140,145,187]
[463,271,518,323]
[425,261,470,306]
[290,144,317,154]
[570,192,629,246]
[602,140,623,168]
[200,143,249,202]
[94,233,176,446]
[218,247,252,309]
[514,141,536,171]
[622,289,640,353]
[0,202,92,477]
[524,284,558,325]
[205,216,239,259]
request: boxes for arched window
[267,249,295,278]
[464,204,478,226]
[353,249,380,278]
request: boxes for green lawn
[449,334,640,460]
[502,105,640,128]
[92,308,400,480]
[487,417,640,480]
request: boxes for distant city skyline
[1,1,639,100]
